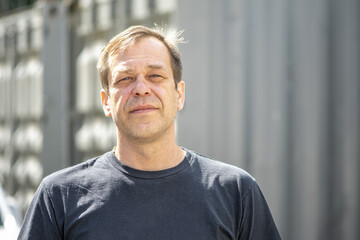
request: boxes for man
[18,25,281,239]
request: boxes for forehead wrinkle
[114,60,166,72]
[116,67,133,74]
[113,62,134,74]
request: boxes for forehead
[109,37,171,70]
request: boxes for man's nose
[132,75,151,96]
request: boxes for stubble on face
[106,37,181,145]
[117,95,177,144]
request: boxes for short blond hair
[97,25,184,93]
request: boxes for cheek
[109,90,127,111]
[149,85,165,102]
[163,89,180,111]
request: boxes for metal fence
[0,0,177,216]
[177,0,360,239]
[0,4,44,215]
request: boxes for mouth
[129,104,158,114]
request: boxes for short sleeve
[238,182,282,240]
[18,181,63,240]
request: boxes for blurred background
[0,0,359,239]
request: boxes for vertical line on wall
[284,0,295,238]
[322,0,343,238]
[356,0,360,237]
[206,2,214,158]
[222,0,229,162]
[243,0,253,172]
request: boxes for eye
[115,76,133,86]
[150,74,161,78]
[148,74,166,82]
[121,76,132,81]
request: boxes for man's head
[98,26,186,144]
[97,25,184,93]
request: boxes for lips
[129,104,158,113]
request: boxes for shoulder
[187,149,254,180]
[185,149,256,194]
[40,152,111,191]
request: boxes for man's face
[101,37,185,143]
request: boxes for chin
[129,125,173,142]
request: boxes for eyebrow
[116,63,166,74]
[117,69,133,74]
[147,64,165,70]
[114,64,133,74]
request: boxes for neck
[114,129,185,171]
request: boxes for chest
[60,178,241,240]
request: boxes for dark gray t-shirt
[18,149,281,240]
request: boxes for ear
[101,89,112,117]
[176,81,185,111]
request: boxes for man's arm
[239,182,282,240]
[18,181,62,240]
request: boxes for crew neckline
[105,148,193,179]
